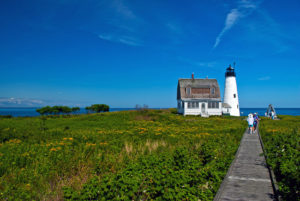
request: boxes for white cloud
[213,9,241,48]
[111,0,137,20]
[213,0,259,49]
[0,97,44,107]
[98,34,142,46]
[97,0,143,47]
[177,57,217,68]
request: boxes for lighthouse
[223,64,240,116]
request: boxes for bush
[85,104,109,113]
[260,116,300,200]
[0,110,245,200]
[36,106,77,115]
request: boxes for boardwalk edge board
[257,127,282,201]
[213,128,247,201]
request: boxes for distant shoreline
[1,107,300,117]
[0,107,299,109]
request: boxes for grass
[0,109,246,200]
[260,115,300,201]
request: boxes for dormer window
[186,87,191,95]
[211,87,215,94]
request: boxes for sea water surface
[0,107,300,117]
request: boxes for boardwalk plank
[214,129,275,201]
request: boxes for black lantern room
[225,64,236,77]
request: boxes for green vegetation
[36,106,81,115]
[0,109,245,200]
[260,116,300,201]
[85,104,110,113]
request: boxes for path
[214,129,275,201]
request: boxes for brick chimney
[192,73,194,80]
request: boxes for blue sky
[0,0,299,108]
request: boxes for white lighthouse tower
[224,64,240,116]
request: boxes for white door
[201,103,205,114]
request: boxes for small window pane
[187,88,191,95]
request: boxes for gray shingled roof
[177,78,221,100]
[222,103,232,108]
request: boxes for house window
[192,102,196,108]
[237,104,239,109]
[211,87,215,94]
[208,101,220,109]
[234,94,236,98]
[186,87,191,95]
[188,102,199,109]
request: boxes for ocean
[0,107,299,117]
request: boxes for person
[247,113,254,134]
[253,113,259,133]
[271,111,275,120]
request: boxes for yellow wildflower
[50,148,57,151]
[86,143,96,146]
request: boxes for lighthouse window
[234,94,236,98]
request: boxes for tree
[51,106,61,115]
[85,104,109,113]
[85,106,92,113]
[72,107,80,114]
[36,106,73,115]
[61,106,72,114]
[36,106,51,115]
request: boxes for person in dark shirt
[253,113,259,133]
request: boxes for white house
[177,74,222,116]
[177,64,240,117]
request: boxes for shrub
[260,116,300,200]
[85,104,109,113]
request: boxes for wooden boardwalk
[214,129,275,201]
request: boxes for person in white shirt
[247,113,254,134]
